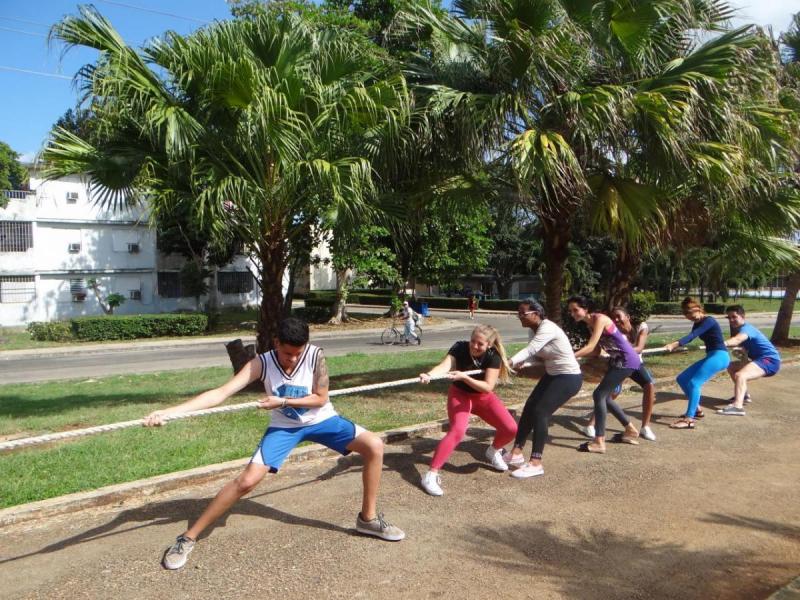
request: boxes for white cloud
[729,1,796,34]
[18,152,37,164]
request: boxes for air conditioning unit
[66,191,79,204]
[127,243,140,254]
[72,292,87,302]
[129,289,142,300]
[68,243,81,253]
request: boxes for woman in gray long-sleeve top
[505,300,583,479]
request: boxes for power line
[0,26,47,38]
[0,16,50,28]
[0,66,71,80]
[96,0,210,24]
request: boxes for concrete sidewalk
[1,367,798,599]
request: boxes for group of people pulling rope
[5,296,781,571]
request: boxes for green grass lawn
[2,332,799,509]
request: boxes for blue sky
[0,0,797,162]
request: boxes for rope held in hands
[0,344,700,452]
[0,369,484,452]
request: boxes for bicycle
[381,319,422,345]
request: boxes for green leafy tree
[0,141,28,207]
[772,12,800,344]
[87,278,126,315]
[394,0,796,322]
[43,7,410,351]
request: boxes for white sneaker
[421,471,443,496]
[510,463,544,479]
[485,446,509,472]
[504,452,526,467]
[579,424,596,438]
[639,426,657,442]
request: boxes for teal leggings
[676,349,730,418]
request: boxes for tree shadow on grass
[459,520,792,599]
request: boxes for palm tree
[771,13,800,344]
[42,6,410,351]
[393,0,791,321]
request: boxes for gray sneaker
[717,404,746,416]
[162,534,195,570]
[355,512,405,541]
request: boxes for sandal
[670,417,695,429]
[681,409,704,419]
[578,441,606,454]
[611,432,640,445]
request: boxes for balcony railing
[2,190,35,200]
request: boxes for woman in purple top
[568,296,641,454]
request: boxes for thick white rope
[1,344,710,452]
[0,369,483,452]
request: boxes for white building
[0,169,319,327]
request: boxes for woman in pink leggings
[418,325,517,496]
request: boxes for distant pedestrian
[717,305,781,416]
[401,300,421,345]
[418,325,516,496]
[664,297,730,429]
[467,294,477,319]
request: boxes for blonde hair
[681,297,704,316]
[472,324,510,384]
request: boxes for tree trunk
[771,269,800,344]
[496,278,512,300]
[541,218,571,324]
[329,266,353,324]
[257,237,288,353]
[225,338,263,392]
[606,246,641,310]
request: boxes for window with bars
[0,221,33,252]
[70,278,87,302]
[0,276,35,303]
[217,271,254,294]
[157,272,186,298]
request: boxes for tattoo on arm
[315,354,329,390]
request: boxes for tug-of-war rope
[0,345,689,452]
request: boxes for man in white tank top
[143,318,405,570]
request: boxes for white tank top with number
[259,344,337,428]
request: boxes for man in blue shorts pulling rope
[718,305,782,416]
[143,317,404,570]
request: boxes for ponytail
[473,325,510,384]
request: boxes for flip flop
[670,417,695,429]
[577,441,606,454]
[681,409,704,419]
[611,432,640,445]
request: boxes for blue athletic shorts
[754,356,780,377]
[251,415,366,473]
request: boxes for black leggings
[594,367,634,437]
[515,373,583,459]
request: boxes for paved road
[2,370,799,599]
[0,311,794,384]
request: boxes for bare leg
[640,383,655,428]
[185,462,269,540]
[731,362,766,409]
[347,431,384,521]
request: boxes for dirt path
[2,366,799,599]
